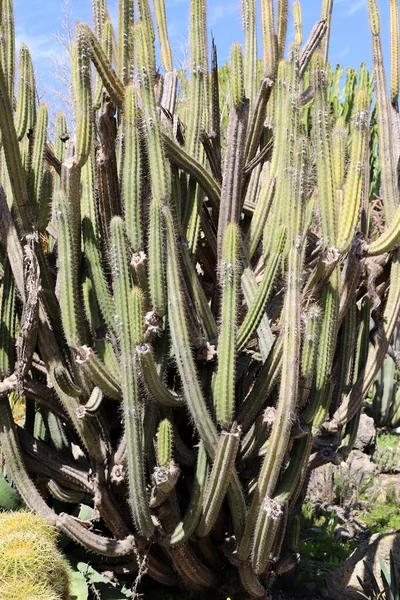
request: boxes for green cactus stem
[197,428,240,537]
[137,343,185,407]
[14,45,36,142]
[111,217,154,538]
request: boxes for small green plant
[356,550,399,600]
[373,433,400,473]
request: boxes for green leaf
[0,476,23,510]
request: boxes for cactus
[1,0,400,596]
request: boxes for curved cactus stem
[237,226,285,353]
[164,441,208,545]
[367,202,400,254]
[137,343,184,407]
[75,345,121,400]
[77,22,125,106]
[197,427,240,538]
[0,397,57,522]
[238,563,269,598]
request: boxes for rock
[353,413,376,453]
[346,449,378,480]
[324,532,400,599]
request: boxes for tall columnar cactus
[1,0,400,597]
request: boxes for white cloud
[209,1,240,27]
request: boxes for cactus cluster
[0,0,400,597]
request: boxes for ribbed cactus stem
[54,189,84,347]
[111,217,154,537]
[164,205,218,458]
[320,0,333,63]
[118,0,134,85]
[390,0,399,109]
[337,88,370,253]
[136,20,170,202]
[137,343,185,407]
[293,1,302,46]
[197,428,240,537]
[15,45,36,141]
[367,0,398,222]
[0,261,16,378]
[75,344,121,400]
[230,43,245,110]
[215,223,240,428]
[242,0,257,106]
[367,202,400,254]
[276,0,288,61]
[157,419,174,466]
[0,0,15,102]
[332,116,347,193]
[121,84,142,252]
[154,0,173,72]
[71,26,92,168]
[77,22,125,106]
[29,102,48,221]
[311,50,336,248]
[261,0,276,77]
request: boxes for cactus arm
[77,22,125,105]
[239,240,301,561]
[0,62,31,230]
[180,242,218,340]
[367,202,400,254]
[293,1,302,46]
[154,0,173,73]
[164,204,218,457]
[82,217,117,337]
[137,343,184,407]
[245,171,276,260]
[390,0,399,110]
[118,0,133,85]
[237,226,285,353]
[320,0,333,64]
[15,45,36,141]
[121,84,142,252]
[28,103,48,221]
[148,197,166,316]
[337,89,371,253]
[75,345,121,400]
[0,0,15,101]
[54,189,84,347]
[367,0,399,221]
[311,50,336,248]
[215,223,240,428]
[71,29,92,168]
[217,49,248,256]
[0,260,15,377]
[240,265,275,360]
[162,133,221,213]
[0,397,56,522]
[244,77,273,167]
[197,428,240,538]
[57,512,137,556]
[242,0,257,107]
[276,0,288,62]
[239,563,268,598]
[111,217,154,537]
[260,0,276,78]
[156,419,173,466]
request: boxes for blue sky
[13,0,392,103]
